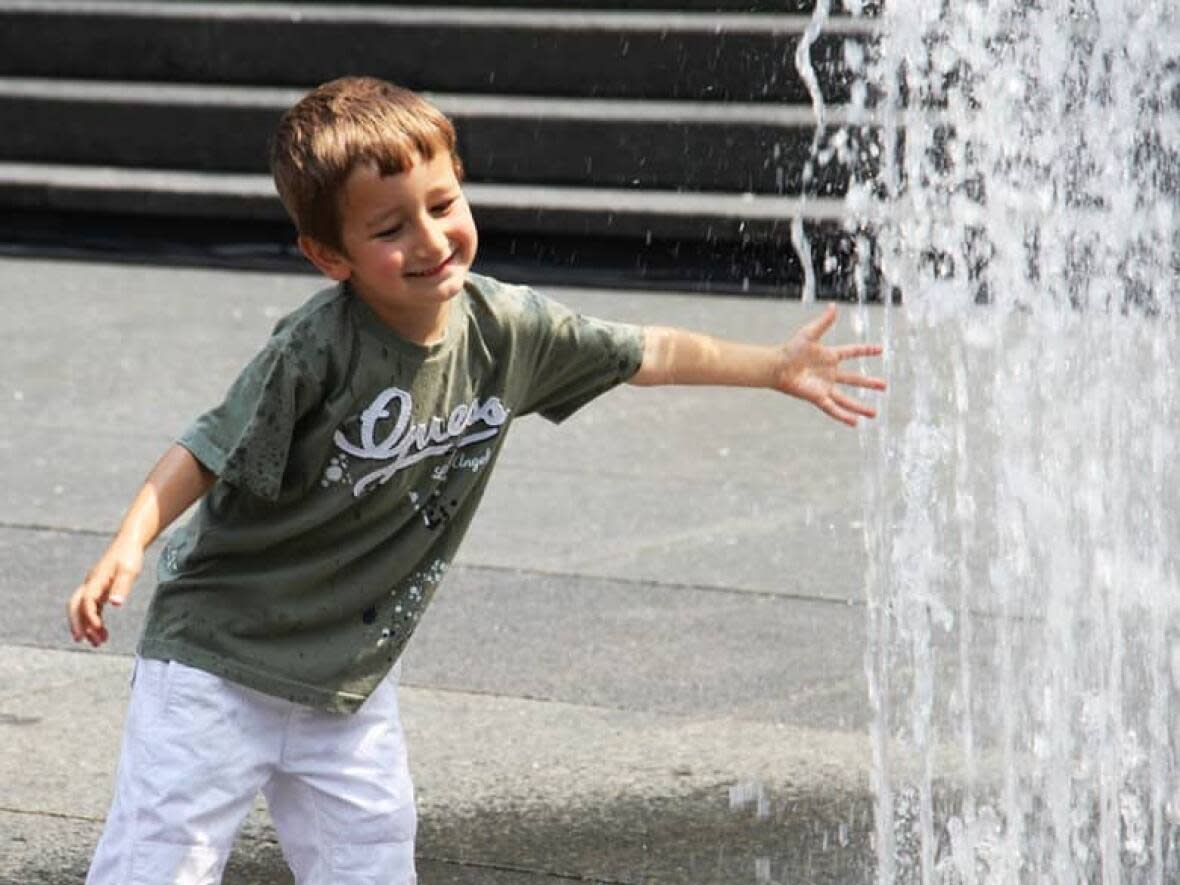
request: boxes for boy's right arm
[67,443,215,647]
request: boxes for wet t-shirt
[138,273,644,713]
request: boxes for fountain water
[848,1,1180,881]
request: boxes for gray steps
[0,1,879,292]
[208,0,872,9]
[0,161,865,297]
[0,161,849,242]
[0,79,873,196]
[0,2,873,103]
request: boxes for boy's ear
[298,234,352,282]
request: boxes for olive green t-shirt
[138,273,644,713]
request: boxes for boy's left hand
[777,304,886,427]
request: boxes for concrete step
[0,78,874,196]
[0,2,875,103]
[210,0,875,9]
[0,161,851,244]
[0,161,873,295]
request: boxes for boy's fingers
[81,591,103,633]
[76,574,111,638]
[837,343,883,360]
[803,304,838,341]
[832,390,877,419]
[109,568,136,606]
[819,397,857,427]
[829,408,858,427]
[67,583,100,639]
[836,371,888,391]
[66,588,85,640]
[69,552,134,645]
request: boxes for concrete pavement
[0,256,889,883]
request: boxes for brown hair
[270,77,462,251]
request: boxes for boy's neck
[350,286,453,347]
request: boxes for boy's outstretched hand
[631,303,886,425]
[776,304,885,426]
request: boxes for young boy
[66,76,884,884]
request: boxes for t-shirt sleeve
[516,290,646,423]
[177,344,313,501]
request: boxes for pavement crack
[0,520,863,609]
[421,854,640,883]
[1,640,803,728]
[398,680,797,728]
[0,805,103,824]
[450,561,864,609]
[0,519,108,538]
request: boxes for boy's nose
[414,217,451,258]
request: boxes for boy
[66,76,884,884]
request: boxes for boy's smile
[301,151,478,344]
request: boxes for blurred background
[0,0,878,295]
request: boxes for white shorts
[87,657,416,885]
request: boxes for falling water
[791,0,831,303]
[850,1,1180,881]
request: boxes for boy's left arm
[628,304,885,426]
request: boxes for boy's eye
[375,224,403,239]
[431,198,456,215]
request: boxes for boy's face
[302,151,477,341]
